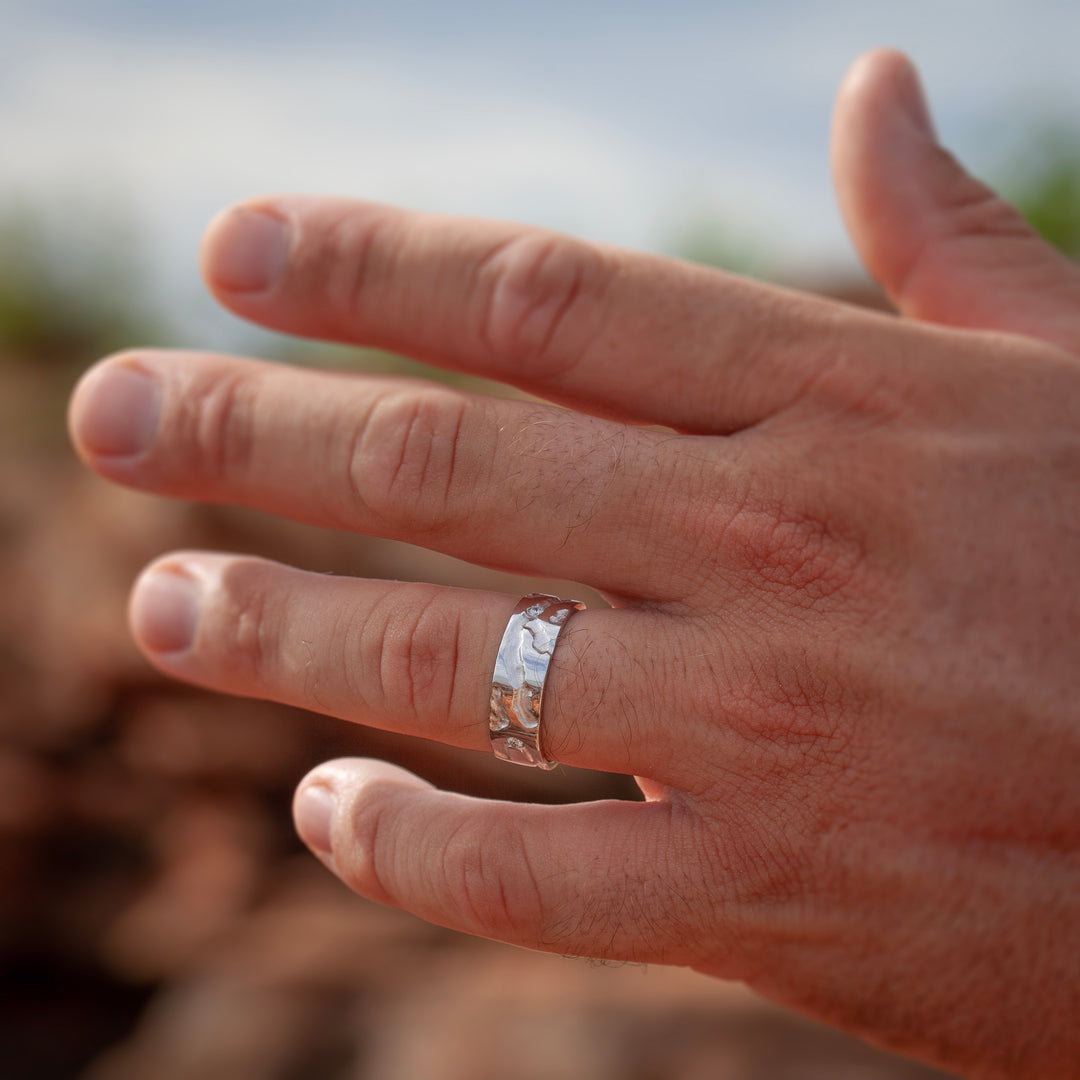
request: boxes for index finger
[200,197,908,434]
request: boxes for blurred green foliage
[1006,132,1080,261]
[0,199,164,366]
[669,210,776,278]
[0,198,171,448]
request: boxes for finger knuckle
[210,562,276,683]
[443,820,543,940]
[710,494,869,608]
[689,756,842,928]
[338,786,399,907]
[733,648,853,755]
[753,510,862,601]
[896,156,1033,311]
[937,163,1033,242]
[720,815,818,913]
[358,588,461,729]
[348,387,472,531]
[474,231,611,377]
[799,348,917,425]
[177,369,259,482]
[325,209,392,335]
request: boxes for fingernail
[295,783,335,858]
[204,206,290,294]
[130,565,202,654]
[72,363,161,458]
[896,62,937,143]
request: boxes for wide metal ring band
[489,593,586,769]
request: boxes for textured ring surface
[489,593,586,769]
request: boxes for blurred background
[3,2,1080,1077]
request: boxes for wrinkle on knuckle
[677,665,864,933]
[710,491,869,609]
[362,587,457,729]
[684,620,857,784]
[332,603,373,714]
[179,370,259,483]
[353,589,396,715]
[688,786,827,935]
[797,349,916,425]
[214,567,275,684]
[937,164,1033,242]
[347,387,471,531]
[473,231,610,379]
[339,786,399,906]
[325,210,392,334]
[738,649,853,755]
[444,820,543,940]
[760,307,951,427]
[724,820,814,914]
[897,159,1033,310]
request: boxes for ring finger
[129,552,692,778]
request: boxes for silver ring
[489,594,586,769]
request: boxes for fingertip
[832,48,943,295]
[294,780,337,861]
[888,52,936,141]
[294,758,433,883]
[838,48,916,97]
[68,355,162,462]
[833,48,934,161]
[841,47,913,85]
[294,759,432,829]
[200,200,292,297]
[129,557,205,657]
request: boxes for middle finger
[69,351,727,600]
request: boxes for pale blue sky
[3,0,1080,347]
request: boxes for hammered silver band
[489,594,586,769]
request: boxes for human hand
[68,51,1079,1078]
